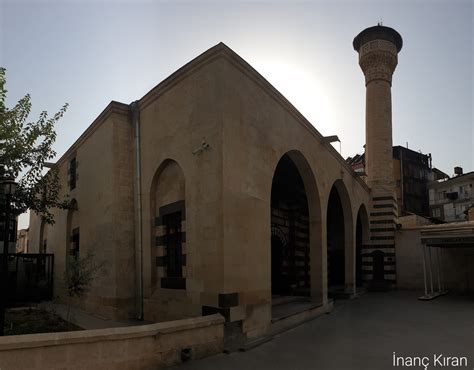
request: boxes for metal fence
[3,253,54,306]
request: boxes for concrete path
[38,302,148,330]
[172,291,474,370]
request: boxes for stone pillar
[353,25,402,289]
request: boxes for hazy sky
[1,0,473,229]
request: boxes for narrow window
[163,211,182,277]
[69,157,77,190]
[70,227,80,259]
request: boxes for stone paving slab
[171,291,474,370]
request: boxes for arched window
[151,160,186,290]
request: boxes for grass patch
[5,308,82,336]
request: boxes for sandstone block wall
[0,314,224,370]
[29,102,137,321]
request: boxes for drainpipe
[131,101,144,320]
[400,149,404,215]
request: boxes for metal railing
[2,253,54,306]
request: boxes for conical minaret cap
[353,25,403,53]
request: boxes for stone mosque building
[29,25,404,339]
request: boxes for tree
[63,251,105,320]
[0,67,69,223]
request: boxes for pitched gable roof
[52,42,367,189]
[137,42,366,187]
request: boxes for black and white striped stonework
[361,195,398,287]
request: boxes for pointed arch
[150,159,186,291]
[327,179,354,294]
[356,204,370,286]
[270,150,323,303]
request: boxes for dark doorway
[271,235,287,295]
[372,251,385,282]
[163,211,183,278]
[327,186,345,289]
[271,154,310,297]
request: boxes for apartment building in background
[429,168,474,222]
[347,146,448,217]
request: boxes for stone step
[239,336,273,352]
[271,295,308,307]
[271,299,315,321]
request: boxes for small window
[70,227,80,259]
[433,208,441,218]
[69,157,77,190]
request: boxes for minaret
[354,24,402,193]
[353,25,402,287]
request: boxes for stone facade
[29,26,404,340]
[29,103,137,320]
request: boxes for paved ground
[172,291,474,370]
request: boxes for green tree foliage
[64,251,105,298]
[63,251,105,321]
[0,67,69,223]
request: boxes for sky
[1,0,473,229]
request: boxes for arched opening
[150,159,186,291]
[270,154,310,298]
[356,204,369,287]
[327,186,345,289]
[271,234,286,294]
[326,181,354,297]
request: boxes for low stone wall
[0,314,224,370]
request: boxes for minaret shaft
[365,80,393,193]
[357,37,399,192]
[353,25,403,288]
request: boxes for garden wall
[0,314,224,369]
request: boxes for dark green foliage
[0,67,69,224]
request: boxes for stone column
[353,25,402,289]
